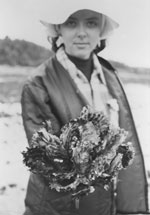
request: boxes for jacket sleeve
[21,80,61,145]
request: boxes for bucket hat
[28,0,119,39]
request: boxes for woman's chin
[71,51,91,60]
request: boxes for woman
[21,0,149,214]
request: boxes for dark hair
[94,39,106,54]
[48,36,106,54]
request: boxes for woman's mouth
[74,43,89,48]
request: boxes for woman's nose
[77,24,87,38]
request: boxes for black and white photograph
[0,0,150,214]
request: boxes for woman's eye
[87,21,98,27]
[65,20,76,27]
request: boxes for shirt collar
[92,54,106,85]
[56,47,106,85]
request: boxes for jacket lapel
[100,58,149,213]
[43,57,88,125]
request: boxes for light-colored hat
[28,0,119,39]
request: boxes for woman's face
[58,10,102,59]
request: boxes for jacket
[21,56,149,215]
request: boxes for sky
[0,0,150,67]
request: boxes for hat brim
[40,13,119,39]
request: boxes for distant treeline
[110,60,150,75]
[0,37,150,76]
[0,36,53,66]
